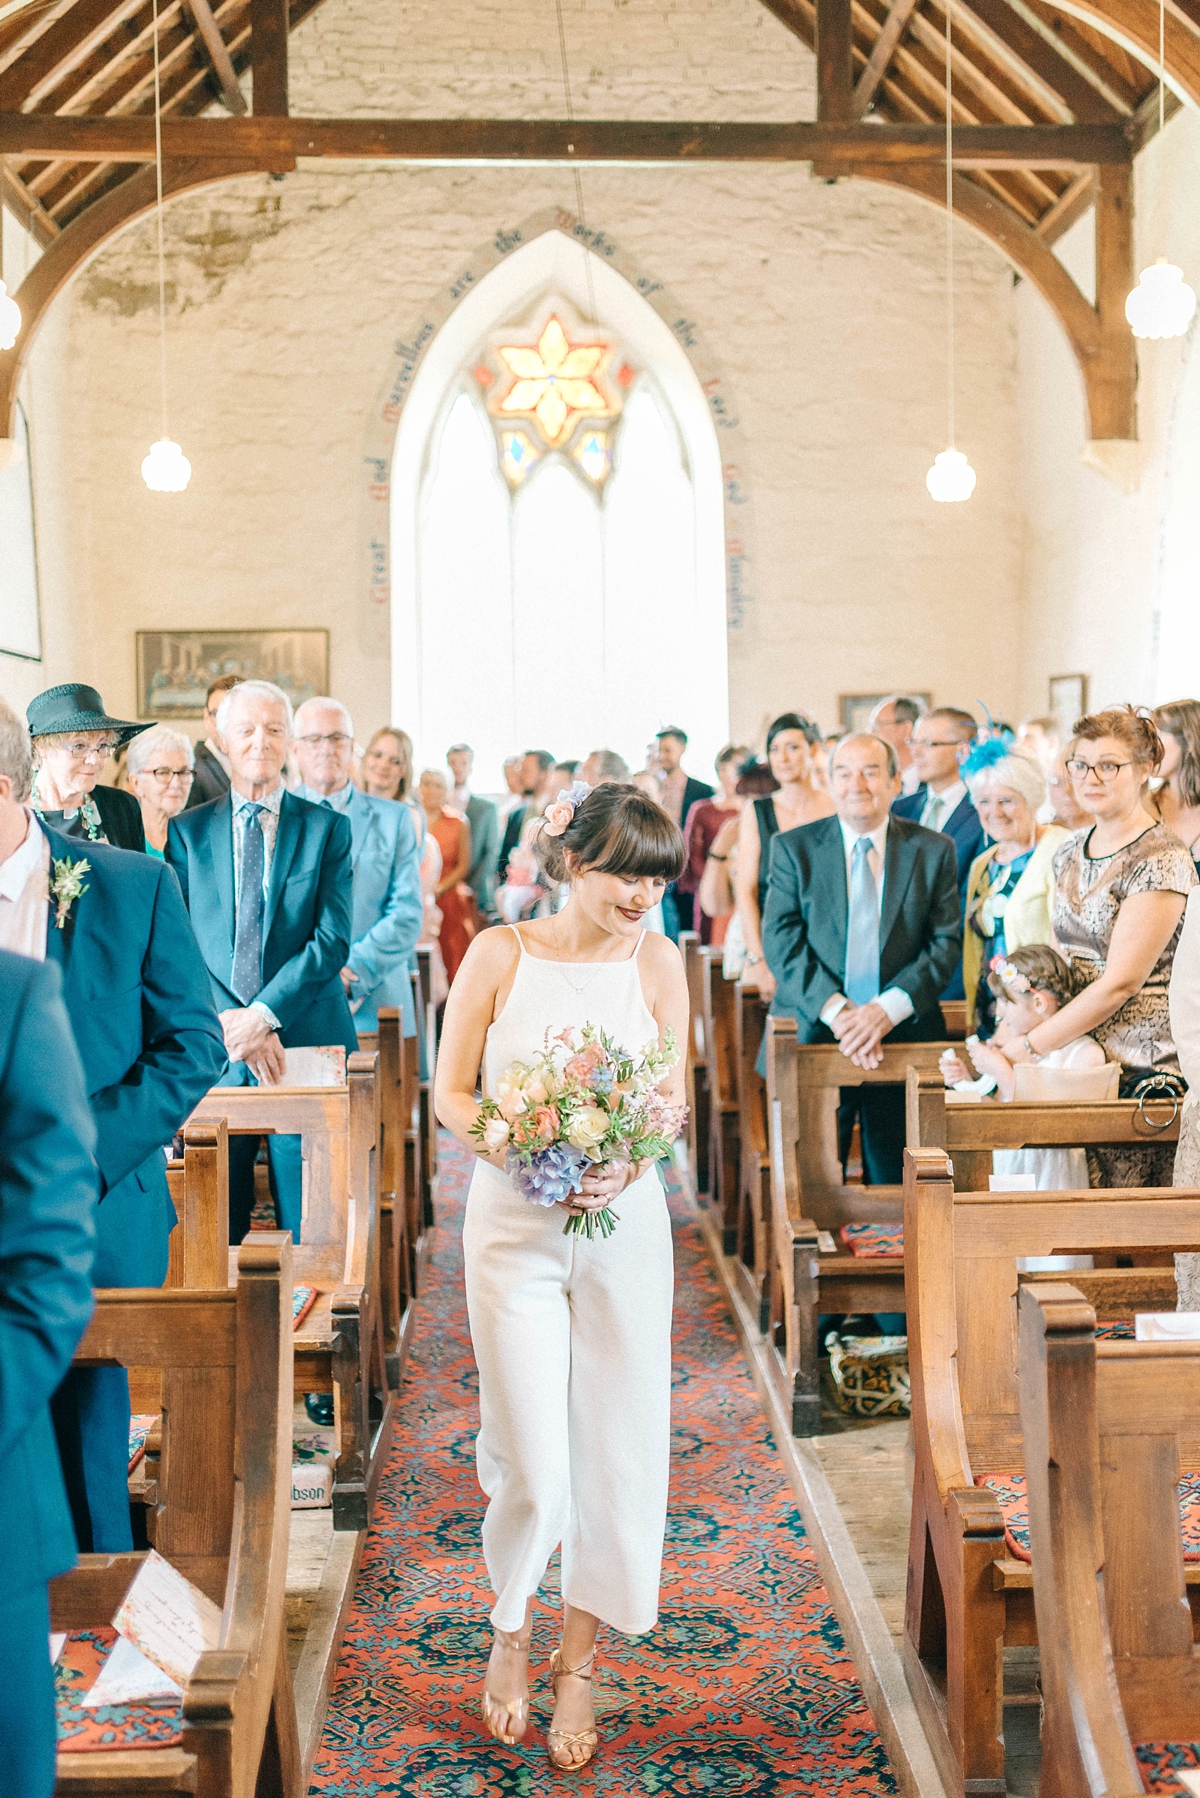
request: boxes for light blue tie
[844,836,880,1006]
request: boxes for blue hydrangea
[507,1142,589,1208]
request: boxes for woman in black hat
[27,684,149,852]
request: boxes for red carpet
[307,1136,897,1794]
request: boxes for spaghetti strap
[508,924,527,957]
[632,928,648,959]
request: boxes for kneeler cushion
[127,1414,157,1474]
[292,1283,319,1328]
[55,1629,184,1751]
[976,1466,1200,1563]
[839,1223,904,1257]
[1136,1741,1200,1793]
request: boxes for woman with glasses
[125,725,195,858]
[997,705,1197,1184]
[26,683,148,851]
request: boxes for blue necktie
[844,836,880,1006]
[232,803,265,1005]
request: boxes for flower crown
[988,953,1033,994]
[543,780,593,838]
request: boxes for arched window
[391,232,728,790]
[0,403,41,661]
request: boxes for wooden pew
[54,1235,299,1797]
[1019,1282,1200,1798]
[416,947,438,1232]
[358,1008,424,1387]
[907,1065,1181,1191]
[189,1052,391,1530]
[700,946,739,1250]
[764,1017,953,1436]
[903,1146,1197,1797]
[165,1118,230,1290]
[733,982,772,1330]
[679,931,711,1198]
[939,999,968,1040]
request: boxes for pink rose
[543,803,575,838]
[534,1105,561,1143]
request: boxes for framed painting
[136,629,330,721]
[1049,674,1088,743]
[839,692,932,735]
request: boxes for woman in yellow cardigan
[962,742,1071,1033]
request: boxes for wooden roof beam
[0,154,58,240]
[0,113,1136,163]
[817,0,855,118]
[855,0,922,114]
[0,0,148,110]
[182,0,246,114]
[955,0,1124,117]
[251,0,286,114]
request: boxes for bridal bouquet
[471,1024,685,1237]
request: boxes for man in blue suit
[0,952,98,1797]
[292,696,423,1033]
[0,698,226,1555]
[166,680,357,1243]
[890,706,985,1002]
[763,733,962,1189]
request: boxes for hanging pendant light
[1125,0,1195,341]
[142,0,190,491]
[926,0,975,502]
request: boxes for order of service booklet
[81,1548,224,1705]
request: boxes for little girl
[941,944,1108,1189]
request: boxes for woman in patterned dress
[997,706,1196,1186]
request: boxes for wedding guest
[363,726,414,803]
[184,673,239,808]
[27,683,147,850]
[1015,714,1061,778]
[0,698,224,1552]
[762,733,961,1187]
[1152,699,1200,870]
[653,727,714,938]
[868,695,924,795]
[892,706,984,1000]
[1046,753,1092,830]
[680,743,748,946]
[418,767,475,983]
[166,679,356,1241]
[500,750,556,877]
[447,744,501,918]
[736,714,832,1001]
[0,951,98,1798]
[293,697,423,1033]
[496,754,526,823]
[579,748,631,787]
[997,705,1196,1186]
[698,811,740,947]
[960,743,1068,1034]
[126,724,195,857]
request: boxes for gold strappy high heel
[547,1646,598,1770]
[481,1627,532,1745]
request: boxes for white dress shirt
[0,811,50,959]
[819,816,916,1029]
[920,778,966,833]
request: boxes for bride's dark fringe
[537,783,685,885]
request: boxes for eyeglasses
[296,732,352,748]
[1065,758,1133,782]
[143,766,194,787]
[913,739,963,750]
[62,739,119,760]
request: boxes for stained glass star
[493,316,613,447]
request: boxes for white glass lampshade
[1125,258,1197,341]
[141,438,192,492]
[926,447,977,503]
[0,281,20,352]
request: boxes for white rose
[566,1106,609,1155]
[482,1118,510,1152]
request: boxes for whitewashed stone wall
[1,0,1025,750]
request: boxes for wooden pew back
[700,946,739,1245]
[1019,1284,1200,1794]
[906,1147,1200,1482]
[907,1067,1182,1192]
[733,983,771,1320]
[57,1236,296,1797]
[679,931,710,1196]
[166,1118,230,1289]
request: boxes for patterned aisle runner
[308,1138,897,1795]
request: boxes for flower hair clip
[543,780,592,838]
[989,953,1032,994]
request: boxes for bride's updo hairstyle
[538,783,685,886]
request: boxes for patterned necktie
[844,836,881,1006]
[231,802,265,1005]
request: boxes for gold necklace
[551,916,627,997]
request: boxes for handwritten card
[111,1549,223,1688]
[283,1046,346,1087]
[82,1634,184,1708]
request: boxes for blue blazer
[891,787,986,902]
[166,788,357,1053]
[0,952,98,1590]
[335,786,422,1033]
[41,825,227,1287]
[762,813,963,1041]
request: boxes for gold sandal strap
[548,1727,598,1748]
[550,1647,596,1683]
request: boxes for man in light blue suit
[292,697,423,1035]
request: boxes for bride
[435,782,689,1770]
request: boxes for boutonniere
[50,856,90,929]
